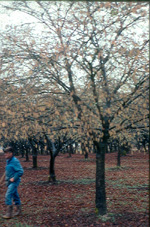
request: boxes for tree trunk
[95,141,107,215]
[143,140,147,154]
[32,147,38,168]
[74,142,78,153]
[49,152,56,182]
[44,134,57,182]
[29,138,37,168]
[68,144,73,157]
[40,145,44,155]
[32,154,37,168]
[117,147,121,167]
[84,151,88,159]
[25,149,29,162]
[21,148,24,158]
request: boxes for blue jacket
[5,156,24,186]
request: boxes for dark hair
[3,146,14,153]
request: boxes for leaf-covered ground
[0,152,149,227]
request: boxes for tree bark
[44,134,57,182]
[21,147,24,158]
[68,144,73,157]
[29,139,38,168]
[49,151,56,182]
[84,151,88,159]
[32,154,37,168]
[95,141,107,215]
[25,149,29,162]
[117,147,121,167]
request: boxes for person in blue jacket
[2,146,24,219]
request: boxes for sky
[0,2,148,49]
[0,2,37,30]
[0,10,36,29]
[0,2,148,33]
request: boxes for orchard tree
[0,2,149,215]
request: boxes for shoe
[14,204,22,216]
[2,205,13,219]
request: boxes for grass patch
[78,158,95,162]
[97,213,116,223]
[58,178,95,185]
[106,178,148,190]
[15,224,33,227]
[106,166,133,171]
[28,178,95,186]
